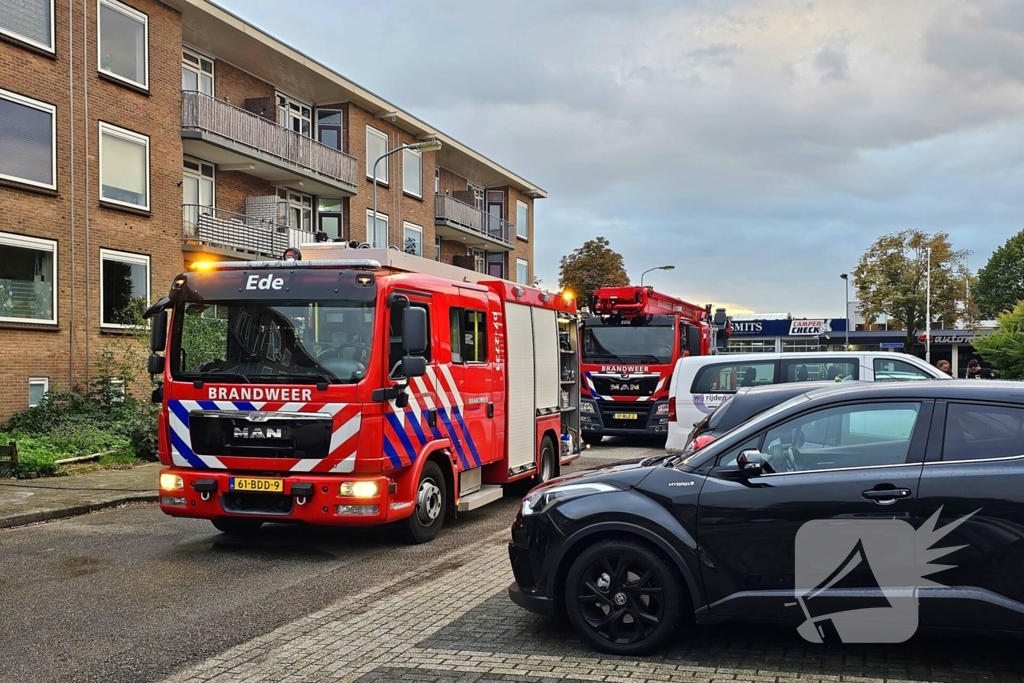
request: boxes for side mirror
[147,353,165,376]
[402,306,427,355]
[401,355,427,378]
[737,450,765,477]
[150,310,168,352]
[686,325,702,356]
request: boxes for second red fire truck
[145,247,581,543]
[580,285,728,443]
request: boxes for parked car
[666,351,949,451]
[508,380,1024,655]
[680,380,853,453]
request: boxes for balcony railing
[182,204,311,259]
[181,90,359,188]
[434,194,515,247]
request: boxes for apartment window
[100,248,149,328]
[468,183,484,210]
[366,210,388,249]
[0,231,57,325]
[366,126,388,183]
[28,377,49,407]
[317,110,342,151]
[182,157,214,209]
[434,167,440,195]
[277,188,312,232]
[516,200,529,240]
[98,0,149,89]
[469,248,485,273]
[182,48,213,95]
[516,258,529,285]
[99,123,148,209]
[402,148,422,198]
[434,235,441,261]
[277,93,311,137]
[318,198,342,240]
[403,222,423,256]
[0,89,56,189]
[0,0,54,52]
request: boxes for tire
[538,436,558,484]
[582,433,602,447]
[403,461,447,544]
[211,518,264,535]
[565,540,683,655]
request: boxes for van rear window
[690,361,777,394]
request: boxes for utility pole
[926,247,932,364]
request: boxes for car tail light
[667,397,676,422]
[692,434,717,451]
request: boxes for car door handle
[862,488,911,505]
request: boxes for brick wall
[342,104,436,256]
[216,171,275,216]
[214,60,274,109]
[505,186,534,285]
[0,0,184,420]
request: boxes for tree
[974,229,1024,318]
[972,302,1024,379]
[558,237,629,301]
[852,230,969,349]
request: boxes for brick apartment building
[0,0,545,419]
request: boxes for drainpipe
[68,0,76,386]
[82,0,91,384]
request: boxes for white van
[665,351,949,451]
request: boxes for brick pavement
[160,524,1024,683]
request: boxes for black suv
[508,381,1024,654]
[680,380,849,452]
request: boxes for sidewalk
[0,463,159,529]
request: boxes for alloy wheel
[576,553,665,646]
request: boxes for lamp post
[371,138,442,249]
[840,273,849,350]
[926,246,932,364]
[640,265,675,287]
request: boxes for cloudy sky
[223,0,1024,316]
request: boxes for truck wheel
[211,518,264,535]
[538,436,557,484]
[404,461,447,544]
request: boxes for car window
[943,403,1024,461]
[873,358,932,381]
[691,361,776,394]
[759,402,921,473]
[717,437,760,468]
[707,396,735,429]
[782,359,857,383]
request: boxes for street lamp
[926,246,932,364]
[840,273,849,351]
[640,265,675,287]
[371,138,442,249]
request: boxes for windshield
[171,300,375,384]
[583,325,675,364]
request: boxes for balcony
[181,204,312,260]
[434,194,515,250]
[181,90,358,196]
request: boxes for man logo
[790,507,977,643]
[610,383,641,392]
[233,427,283,439]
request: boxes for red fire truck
[580,286,728,443]
[144,247,581,543]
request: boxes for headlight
[580,401,596,414]
[522,482,618,516]
[159,473,184,491]
[655,403,669,415]
[340,481,380,498]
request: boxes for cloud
[222,0,1024,316]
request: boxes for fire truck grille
[221,492,294,515]
[190,413,333,459]
[590,375,661,397]
[599,403,653,430]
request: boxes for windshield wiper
[191,372,251,384]
[269,372,337,385]
[620,355,664,363]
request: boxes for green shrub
[121,403,160,462]
[5,391,100,434]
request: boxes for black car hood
[530,458,656,493]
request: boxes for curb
[0,492,159,530]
